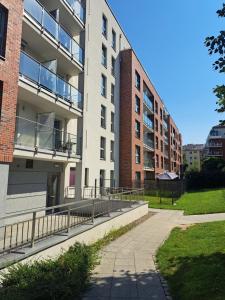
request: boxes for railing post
[31,212,37,248]
[92,199,95,224]
[67,208,71,233]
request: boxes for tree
[205,4,225,123]
[201,157,225,173]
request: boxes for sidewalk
[83,210,182,300]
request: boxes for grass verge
[146,188,225,215]
[0,213,151,300]
[156,220,225,300]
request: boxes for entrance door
[47,173,60,208]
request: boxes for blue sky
[108,0,224,144]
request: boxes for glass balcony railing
[63,0,85,23]
[15,116,82,156]
[144,159,154,169]
[24,0,84,65]
[143,115,154,131]
[20,52,83,109]
[143,92,154,112]
[144,137,154,149]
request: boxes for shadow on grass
[162,252,225,300]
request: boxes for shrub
[0,243,97,300]
[186,171,225,190]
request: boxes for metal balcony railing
[143,92,154,112]
[143,115,154,130]
[24,0,84,65]
[20,52,83,109]
[15,116,82,157]
[63,0,85,23]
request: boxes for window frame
[112,29,116,51]
[110,140,115,162]
[102,14,108,39]
[100,136,106,160]
[101,74,107,97]
[0,4,8,59]
[101,105,106,129]
[135,71,141,90]
[135,145,141,164]
[135,95,140,114]
[111,112,115,133]
[101,44,107,68]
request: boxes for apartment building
[119,49,182,187]
[183,144,204,171]
[0,0,182,216]
[204,125,225,159]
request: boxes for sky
[108,0,224,145]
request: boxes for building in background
[120,49,182,187]
[183,144,204,172]
[204,125,225,160]
[0,0,182,216]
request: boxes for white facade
[81,0,130,188]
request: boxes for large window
[111,56,116,76]
[102,15,108,38]
[135,145,141,164]
[110,140,114,161]
[100,137,106,160]
[0,4,8,58]
[101,74,107,97]
[111,112,114,132]
[135,71,141,90]
[135,120,140,139]
[111,84,115,104]
[112,29,116,50]
[101,44,107,68]
[101,105,106,128]
[135,95,140,114]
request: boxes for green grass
[156,221,225,300]
[145,188,225,215]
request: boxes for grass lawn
[156,221,225,300]
[145,188,225,215]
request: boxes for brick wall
[0,0,23,163]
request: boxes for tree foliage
[205,4,225,122]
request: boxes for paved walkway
[83,208,225,300]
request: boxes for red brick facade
[0,0,23,163]
[120,49,182,187]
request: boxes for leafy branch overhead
[205,3,225,119]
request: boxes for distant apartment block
[0,0,182,217]
[204,125,225,160]
[183,144,204,171]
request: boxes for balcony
[14,116,81,161]
[24,0,84,66]
[63,0,85,23]
[163,120,168,131]
[143,115,154,131]
[144,159,154,170]
[143,92,154,113]
[207,151,223,157]
[164,150,169,158]
[19,52,83,110]
[143,137,154,151]
[164,135,169,144]
[208,143,223,148]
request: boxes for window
[161,140,163,152]
[110,170,115,187]
[161,157,164,168]
[100,169,105,187]
[155,101,158,114]
[135,71,141,90]
[84,168,89,187]
[135,172,141,181]
[155,137,159,149]
[160,124,163,136]
[160,108,163,120]
[135,95,140,114]
[0,81,3,116]
[111,112,114,132]
[101,105,106,128]
[102,15,108,38]
[112,29,116,50]
[69,167,76,186]
[156,154,159,168]
[135,120,140,139]
[110,140,114,161]
[100,137,106,160]
[155,119,158,131]
[26,159,33,169]
[135,145,141,164]
[0,4,8,58]
[102,44,107,67]
[111,84,115,104]
[111,56,116,76]
[101,74,107,97]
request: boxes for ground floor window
[69,167,76,186]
